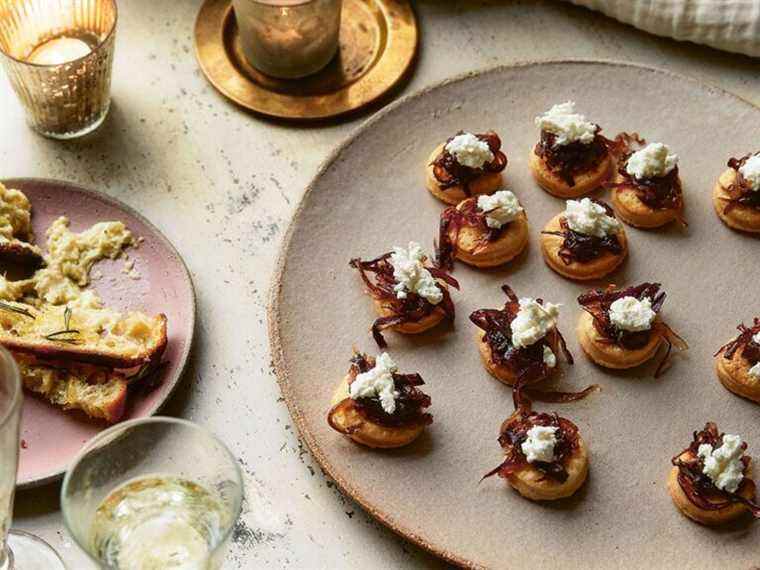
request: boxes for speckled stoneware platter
[3,179,196,489]
[269,62,760,568]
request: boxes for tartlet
[541,198,627,281]
[609,142,686,228]
[484,404,589,501]
[577,282,687,376]
[713,151,760,233]
[714,318,760,404]
[669,422,759,525]
[469,284,573,388]
[529,101,612,198]
[327,352,432,448]
[350,242,459,347]
[436,190,528,270]
[426,131,507,205]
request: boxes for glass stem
[0,544,14,570]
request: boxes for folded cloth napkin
[565,0,760,57]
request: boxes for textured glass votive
[232,0,342,79]
[0,0,117,139]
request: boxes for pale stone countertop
[2,1,758,568]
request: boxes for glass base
[5,530,66,569]
[31,101,110,140]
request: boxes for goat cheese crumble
[534,101,597,147]
[697,434,745,493]
[389,242,442,305]
[445,133,494,169]
[522,425,558,463]
[625,142,678,180]
[739,154,760,191]
[510,298,560,348]
[477,190,523,229]
[349,353,399,414]
[608,296,656,332]
[564,198,620,238]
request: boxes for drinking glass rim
[60,415,244,565]
[0,346,22,429]
[0,0,119,68]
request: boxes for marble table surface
[3,0,758,568]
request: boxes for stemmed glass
[61,417,244,569]
[0,346,66,569]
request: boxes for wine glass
[61,417,244,569]
[0,346,66,569]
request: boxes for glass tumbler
[232,0,342,79]
[0,346,66,570]
[0,0,117,139]
[61,417,244,570]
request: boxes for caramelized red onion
[327,352,433,434]
[672,422,760,518]
[577,282,687,377]
[716,317,760,364]
[534,129,605,186]
[432,131,507,195]
[720,153,760,214]
[483,407,581,484]
[541,200,623,264]
[535,130,642,187]
[349,253,459,348]
[436,199,505,271]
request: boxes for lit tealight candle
[27,37,92,65]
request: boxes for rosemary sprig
[0,301,35,320]
[44,307,82,344]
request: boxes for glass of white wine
[0,346,66,570]
[61,417,243,570]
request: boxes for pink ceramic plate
[3,178,196,489]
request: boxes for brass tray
[194,0,418,121]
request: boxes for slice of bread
[0,238,43,265]
[16,353,128,423]
[0,301,167,367]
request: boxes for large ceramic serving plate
[270,62,760,568]
[3,179,196,489]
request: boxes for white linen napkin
[565,0,760,57]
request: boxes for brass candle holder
[0,0,117,139]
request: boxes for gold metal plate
[194,0,418,121]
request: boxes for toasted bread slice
[0,238,43,265]
[16,353,128,423]
[0,301,167,367]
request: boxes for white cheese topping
[739,154,760,191]
[0,183,34,242]
[521,425,558,463]
[749,362,760,381]
[697,434,745,493]
[349,353,399,414]
[625,142,678,180]
[542,346,557,368]
[608,296,656,332]
[476,190,523,229]
[564,198,620,238]
[754,332,760,345]
[389,242,442,305]
[534,101,597,147]
[510,298,561,348]
[445,133,494,169]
